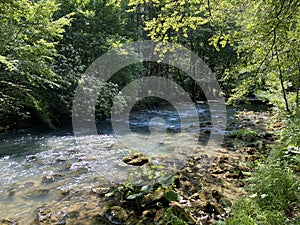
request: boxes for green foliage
[160,207,188,225]
[226,110,299,224]
[126,0,237,99]
[0,0,72,128]
[226,198,287,225]
[0,0,297,130]
[158,174,176,188]
[141,184,154,193]
[223,0,300,114]
[281,115,300,147]
[279,146,300,172]
[126,164,168,185]
[52,0,136,122]
[231,129,258,139]
[106,165,179,202]
[57,0,138,67]
[104,168,193,225]
[0,0,145,129]
[0,0,239,128]
[96,82,122,119]
[226,145,300,224]
[53,0,142,122]
[164,190,183,202]
[252,163,298,211]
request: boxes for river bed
[0,102,235,223]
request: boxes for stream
[0,102,233,223]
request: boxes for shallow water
[0,102,230,223]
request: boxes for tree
[126,0,237,99]
[214,0,300,115]
[54,0,143,121]
[125,0,299,114]
[0,0,72,128]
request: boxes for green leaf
[158,175,175,188]
[141,184,153,193]
[104,192,114,198]
[165,190,183,202]
[126,193,143,200]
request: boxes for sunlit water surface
[0,102,230,223]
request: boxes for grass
[224,113,300,225]
[224,145,300,225]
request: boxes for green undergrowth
[224,116,300,225]
[104,166,194,225]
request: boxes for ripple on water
[0,102,224,223]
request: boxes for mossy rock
[123,153,149,166]
[105,206,128,225]
[142,187,165,207]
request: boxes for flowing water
[0,102,230,223]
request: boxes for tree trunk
[275,45,291,114]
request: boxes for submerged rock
[27,188,50,198]
[53,211,67,225]
[91,187,111,196]
[122,153,149,166]
[105,206,128,225]
[38,208,51,222]
[32,207,52,223]
[0,218,18,225]
[41,174,63,184]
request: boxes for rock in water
[0,218,18,225]
[105,206,128,225]
[122,153,149,166]
[37,208,52,222]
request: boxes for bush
[280,115,300,147]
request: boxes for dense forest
[1,0,298,129]
[0,0,299,224]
